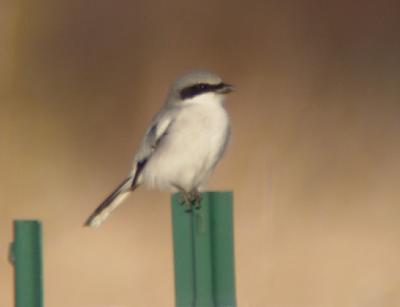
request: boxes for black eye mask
[179,82,227,100]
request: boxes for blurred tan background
[1,0,400,306]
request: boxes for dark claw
[178,189,201,212]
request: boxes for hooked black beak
[217,83,234,94]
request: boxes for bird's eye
[180,83,211,100]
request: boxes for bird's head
[167,70,233,106]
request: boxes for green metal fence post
[172,191,236,307]
[10,220,44,307]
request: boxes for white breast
[142,93,230,192]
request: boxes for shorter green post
[172,191,236,307]
[10,220,44,307]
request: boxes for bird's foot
[179,190,201,212]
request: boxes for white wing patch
[154,116,173,143]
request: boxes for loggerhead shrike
[84,70,233,227]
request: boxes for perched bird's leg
[175,187,201,212]
[189,189,202,210]
[173,185,194,212]
[184,189,202,211]
[180,192,193,212]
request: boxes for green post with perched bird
[172,191,236,307]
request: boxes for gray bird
[84,70,233,227]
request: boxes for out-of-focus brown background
[1,0,400,306]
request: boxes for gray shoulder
[133,108,178,162]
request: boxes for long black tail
[84,177,138,227]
